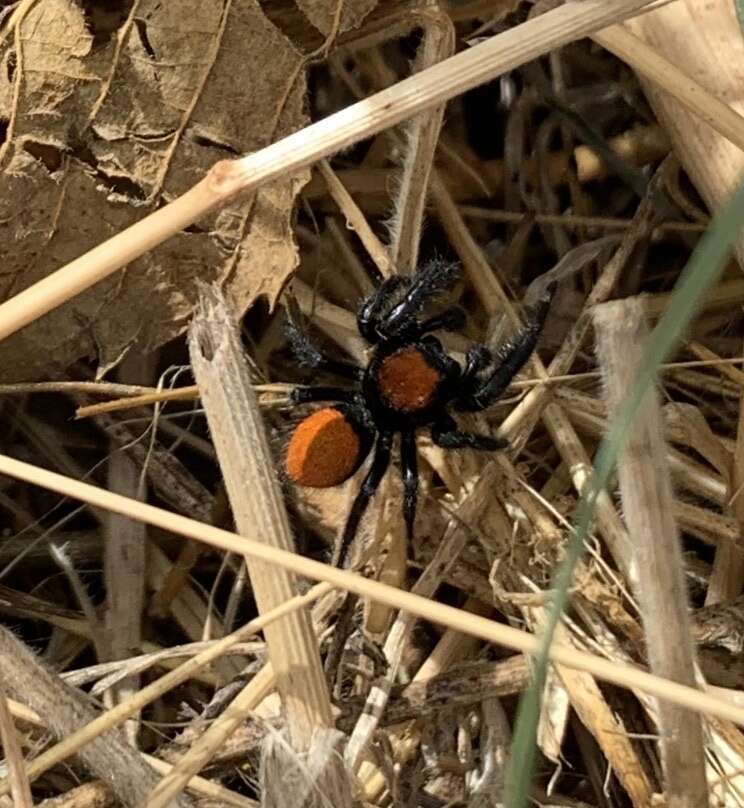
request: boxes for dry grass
[2,1,744,807]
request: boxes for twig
[0,0,664,344]
[593,24,744,153]
[346,464,501,770]
[0,579,332,798]
[1,452,744,729]
[388,7,454,274]
[594,298,708,805]
[170,285,337,807]
[0,626,185,807]
[627,3,744,264]
[318,159,393,277]
[460,205,706,232]
[0,687,32,808]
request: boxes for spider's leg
[411,306,466,339]
[462,344,492,379]
[455,292,553,412]
[417,334,461,378]
[291,386,356,405]
[431,415,507,451]
[357,276,407,343]
[335,431,393,567]
[400,430,419,541]
[286,315,361,381]
[379,259,461,339]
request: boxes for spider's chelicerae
[284,260,553,567]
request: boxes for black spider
[284,260,553,567]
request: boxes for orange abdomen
[376,347,441,412]
[286,407,361,487]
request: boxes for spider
[284,259,553,567]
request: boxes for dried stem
[0,582,331,798]
[0,687,32,808]
[627,2,744,264]
[593,23,744,152]
[1,452,743,729]
[318,159,392,277]
[0,627,182,807]
[186,286,333,747]
[594,298,708,806]
[0,0,663,345]
[388,8,454,274]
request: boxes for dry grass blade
[178,285,340,808]
[188,284,332,736]
[0,626,182,807]
[0,0,664,345]
[594,298,708,804]
[627,1,744,263]
[147,678,292,808]
[593,24,744,153]
[0,686,32,808]
[318,159,393,278]
[359,600,492,802]
[549,625,655,805]
[0,582,331,798]
[2,451,744,730]
[346,464,502,771]
[387,8,454,274]
[3,697,259,807]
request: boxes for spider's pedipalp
[377,258,461,339]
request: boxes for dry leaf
[0,0,375,381]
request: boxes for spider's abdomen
[286,407,360,487]
[375,346,442,413]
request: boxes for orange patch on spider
[286,408,360,488]
[377,347,441,412]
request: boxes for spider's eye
[286,408,361,488]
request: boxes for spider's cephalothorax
[284,260,553,567]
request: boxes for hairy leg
[357,276,406,343]
[335,432,393,567]
[431,415,507,451]
[455,290,554,411]
[291,386,356,405]
[286,315,361,381]
[379,259,461,339]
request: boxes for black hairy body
[284,260,554,567]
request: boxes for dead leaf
[0,0,377,381]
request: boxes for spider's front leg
[357,276,407,343]
[378,259,461,339]
[454,289,554,412]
